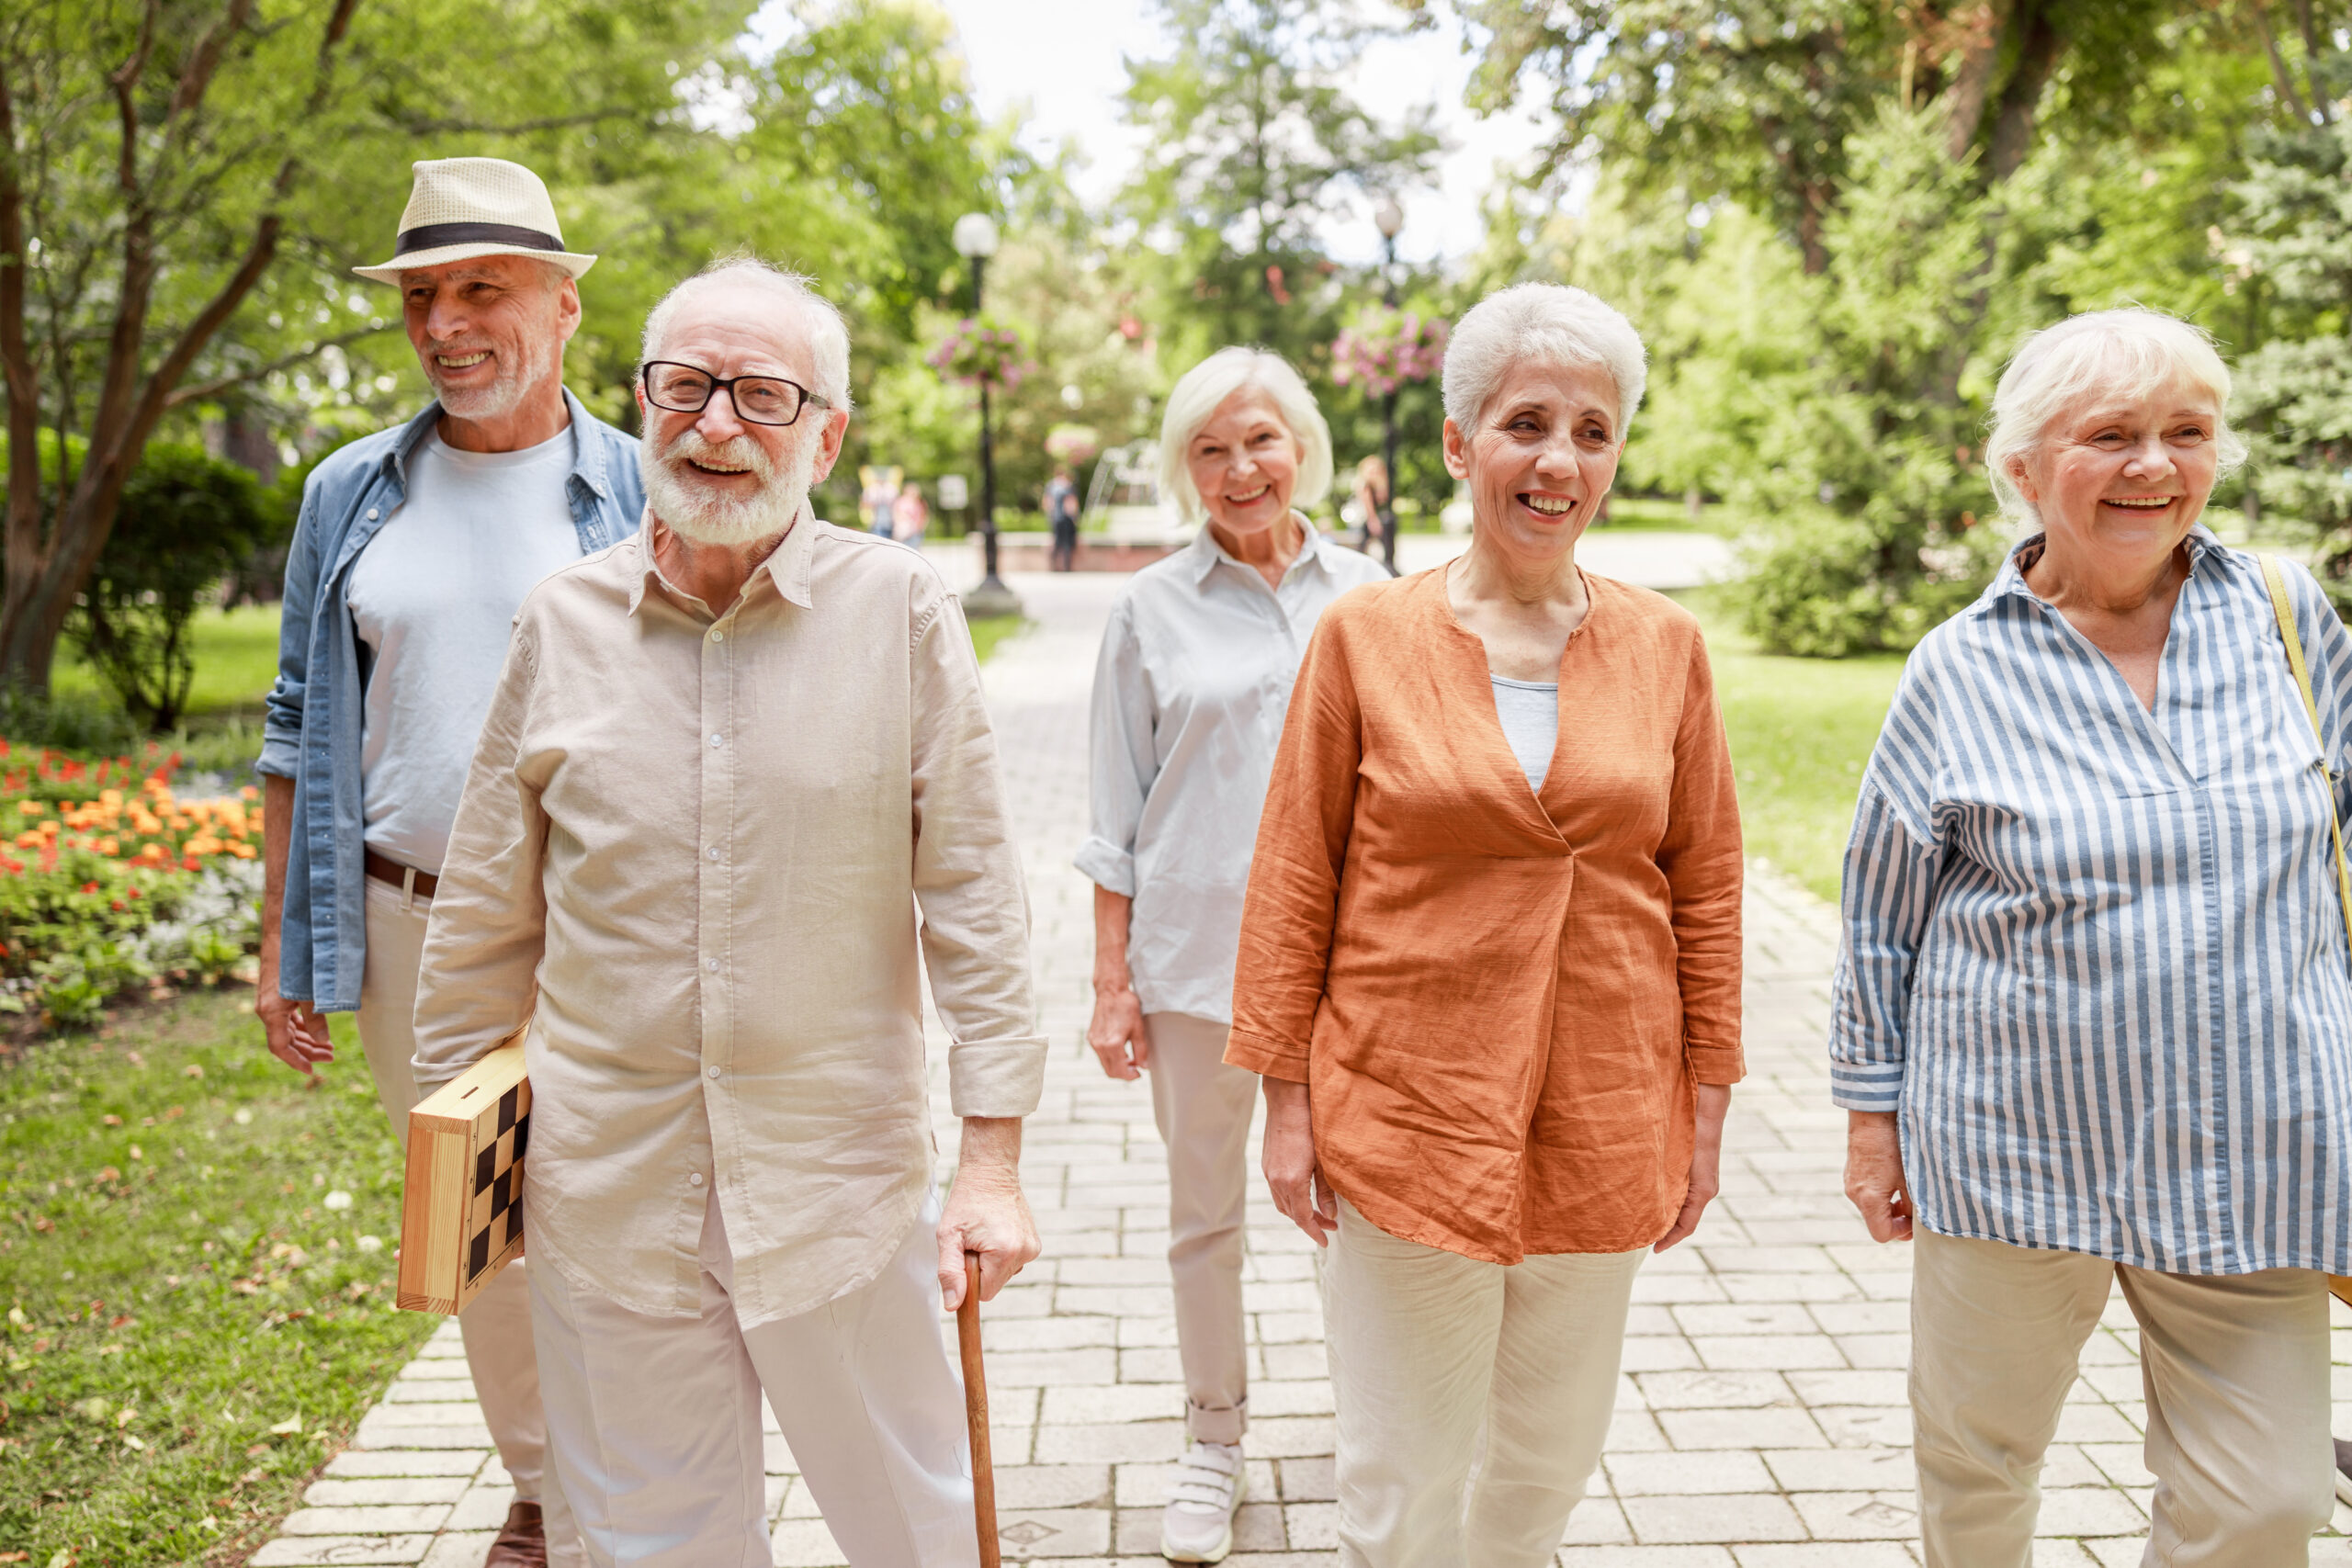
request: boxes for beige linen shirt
[411,513,1046,1329]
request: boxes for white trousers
[1145,1011,1257,1443]
[526,1191,978,1568]
[357,876,580,1562]
[1910,1230,2333,1568]
[1324,1197,1645,1567]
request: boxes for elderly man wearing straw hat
[257,156,642,1568]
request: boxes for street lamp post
[1373,197,1404,575]
[953,211,1022,619]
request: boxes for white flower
[322,1190,353,1212]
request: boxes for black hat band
[393,220,565,256]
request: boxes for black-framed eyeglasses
[639,361,831,427]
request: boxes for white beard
[426,331,560,423]
[641,423,815,547]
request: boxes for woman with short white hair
[1225,282,1745,1566]
[1078,344,1389,1563]
[1834,306,2349,1566]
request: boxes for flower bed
[0,742,261,1028]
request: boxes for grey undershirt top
[1491,674,1560,792]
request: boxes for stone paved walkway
[252,569,2352,1567]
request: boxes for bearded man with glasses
[410,257,1046,1568]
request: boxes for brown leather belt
[364,849,438,901]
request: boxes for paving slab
[248,568,2352,1565]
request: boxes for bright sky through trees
[744,0,1555,264]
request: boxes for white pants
[1145,1011,1257,1443]
[1910,1230,2333,1568]
[358,876,579,1562]
[1324,1197,1645,1567]
[527,1191,978,1568]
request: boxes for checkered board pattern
[465,1082,529,1286]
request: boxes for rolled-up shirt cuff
[948,1033,1049,1119]
[1829,1057,1904,1112]
[257,731,300,780]
[1073,836,1137,897]
[1224,1025,1306,1082]
[1684,1043,1745,1086]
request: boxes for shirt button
[707,847,719,861]
[709,630,724,643]
[366,508,379,521]
[707,958,719,973]
[707,1066,721,1080]
[709,733,724,748]
[688,1172,705,1188]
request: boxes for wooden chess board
[397,1034,529,1315]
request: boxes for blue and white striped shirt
[1830,527,2352,1275]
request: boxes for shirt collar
[626,505,821,618]
[1984,522,2231,606]
[382,387,608,498]
[1185,515,1335,586]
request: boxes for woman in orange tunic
[1226,281,1745,1568]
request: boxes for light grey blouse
[1490,675,1560,792]
[1079,522,1391,1023]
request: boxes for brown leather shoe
[483,1501,548,1568]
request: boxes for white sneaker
[1159,1439,1245,1563]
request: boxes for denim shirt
[259,392,643,1010]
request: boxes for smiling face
[634,281,849,547]
[1185,387,1302,540]
[401,255,579,423]
[1443,358,1623,561]
[2012,379,2222,567]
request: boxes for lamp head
[1373,197,1405,241]
[953,213,1001,259]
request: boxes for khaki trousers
[526,1191,977,1568]
[359,875,579,1563]
[1324,1197,1645,1568]
[1145,1011,1257,1443]
[1910,1230,2333,1568]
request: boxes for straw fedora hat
[353,157,597,286]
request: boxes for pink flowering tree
[926,317,1039,391]
[1330,306,1449,399]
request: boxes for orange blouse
[1224,567,1745,1262]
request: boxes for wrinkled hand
[1844,1111,1913,1243]
[256,965,334,1078]
[1261,1077,1335,1247]
[1087,975,1148,1081]
[937,1116,1040,1311]
[1656,1083,1731,1251]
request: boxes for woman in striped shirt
[1832,308,2351,1567]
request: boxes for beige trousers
[359,875,577,1562]
[1324,1197,1645,1568]
[1145,1011,1257,1443]
[526,1192,977,1568]
[1910,1230,2333,1568]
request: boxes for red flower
[80,882,97,896]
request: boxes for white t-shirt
[348,425,582,874]
[1490,674,1560,792]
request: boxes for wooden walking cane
[958,1250,1002,1568]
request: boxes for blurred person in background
[892,480,930,548]
[1047,464,1081,571]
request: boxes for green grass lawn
[0,995,429,1567]
[51,605,282,724]
[967,613,1028,665]
[1681,586,1907,904]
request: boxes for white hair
[640,257,853,412]
[1985,307,2245,526]
[1156,347,1334,525]
[1442,282,1647,434]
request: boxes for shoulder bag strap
[2262,553,2352,949]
